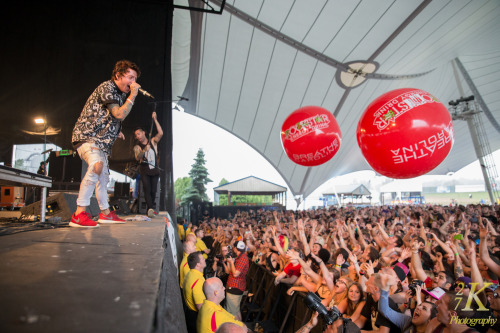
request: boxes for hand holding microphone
[129,82,141,98]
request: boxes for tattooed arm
[295,312,318,333]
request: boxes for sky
[171,108,500,209]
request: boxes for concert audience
[178,203,500,333]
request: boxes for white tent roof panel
[174,0,500,200]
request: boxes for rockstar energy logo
[372,90,440,131]
[283,114,330,142]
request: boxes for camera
[303,292,341,325]
[409,279,425,295]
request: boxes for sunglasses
[489,292,500,299]
[452,282,471,290]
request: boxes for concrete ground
[0,213,167,333]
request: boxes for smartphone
[453,234,463,240]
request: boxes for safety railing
[241,262,327,333]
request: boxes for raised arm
[151,112,163,144]
[479,217,500,276]
[410,239,429,282]
[466,239,487,306]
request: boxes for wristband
[127,98,134,105]
[454,253,459,256]
[335,264,341,268]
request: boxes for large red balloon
[357,88,454,179]
[281,106,342,167]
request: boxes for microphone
[177,96,189,101]
[139,89,155,99]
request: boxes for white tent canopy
[173,0,500,200]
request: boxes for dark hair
[111,60,141,80]
[333,248,350,263]
[439,271,455,290]
[422,301,438,320]
[346,282,365,316]
[318,248,331,263]
[394,235,404,247]
[202,236,214,250]
[187,251,202,269]
[367,246,380,262]
[420,251,433,271]
[134,127,146,133]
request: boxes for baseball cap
[236,240,246,251]
[456,276,472,289]
[393,262,409,282]
[422,287,446,300]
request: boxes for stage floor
[0,213,167,332]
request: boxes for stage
[0,212,186,333]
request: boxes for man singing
[70,60,141,227]
[133,111,163,217]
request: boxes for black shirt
[360,293,402,332]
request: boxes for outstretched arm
[151,112,163,144]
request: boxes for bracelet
[127,98,134,105]
[335,264,341,268]
[413,251,419,254]
[454,253,459,256]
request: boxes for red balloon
[281,106,342,167]
[357,88,454,179]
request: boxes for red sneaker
[69,211,99,228]
[97,211,126,224]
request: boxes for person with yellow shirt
[197,277,246,333]
[185,222,193,237]
[180,240,196,288]
[195,228,210,259]
[177,219,186,241]
[182,251,207,333]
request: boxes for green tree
[174,177,192,207]
[182,148,212,204]
[217,178,229,205]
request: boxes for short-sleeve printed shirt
[72,80,125,155]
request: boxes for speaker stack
[20,193,99,222]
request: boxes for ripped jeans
[76,142,110,211]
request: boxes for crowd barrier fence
[241,262,328,333]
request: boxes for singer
[133,112,163,217]
[70,60,141,227]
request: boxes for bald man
[216,322,247,333]
[197,277,245,333]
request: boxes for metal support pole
[40,120,47,222]
[466,116,495,204]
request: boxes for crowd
[178,203,500,333]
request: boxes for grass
[423,192,494,205]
